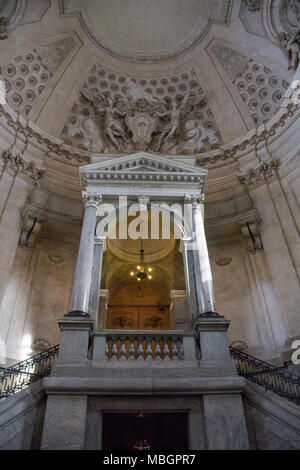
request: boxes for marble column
[185,194,217,316]
[67,192,102,317]
[181,238,198,322]
[89,237,105,326]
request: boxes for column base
[198,311,222,318]
[65,310,90,317]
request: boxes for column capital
[184,193,205,206]
[138,195,149,210]
[82,192,102,209]
[94,236,106,250]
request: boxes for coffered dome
[0,0,298,177]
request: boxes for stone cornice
[238,159,280,189]
[1,150,45,185]
[184,194,205,206]
[82,192,102,209]
[0,97,299,171]
[0,105,90,168]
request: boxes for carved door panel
[107,305,169,330]
[107,306,138,329]
[139,307,169,330]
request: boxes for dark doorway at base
[102,411,189,450]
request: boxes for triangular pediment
[80,152,207,176]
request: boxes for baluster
[137,339,144,361]
[105,340,109,360]
[177,338,184,360]
[111,339,118,361]
[128,340,135,360]
[163,340,170,361]
[146,338,153,361]
[155,338,162,361]
[172,338,178,361]
[119,337,126,361]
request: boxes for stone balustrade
[92,330,197,362]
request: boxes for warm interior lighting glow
[129,238,153,281]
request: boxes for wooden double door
[107,304,170,330]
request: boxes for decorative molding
[278,31,300,71]
[209,41,290,127]
[111,315,135,329]
[144,315,166,328]
[82,191,102,209]
[18,187,83,231]
[230,340,249,350]
[204,193,259,227]
[60,0,231,63]
[242,0,261,13]
[62,66,221,155]
[239,217,263,254]
[214,256,232,266]
[0,36,76,116]
[0,104,90,167]
[31,338,51,352]
[48,254,65,264]
[19,207,44,248]
[80,152,207,196]
[238,159,280,189]
[0,93,299,169]
[184,193,205,206]
[1,150,45,185]
[0,15,8,40]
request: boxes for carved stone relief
[0,37,76,116]
[278,30,300,70]
[1,151,45,185]
[242,0,261,13]
[210,42,290,126]
[0,0,18,40]
[31,338,51,352]
[230,340,249,350]
[214,257,232,266]
[238,159,280,189]
[62,66,222,155]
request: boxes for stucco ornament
[243,0,261,12]
[77,84,221,154]
[278,30,300,70]
[0,16,7,40]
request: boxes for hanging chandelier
[133,439,151,450]
[130,237,153,281]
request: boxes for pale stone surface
[0,0,299,452]
[0,381,45,450]
[56,318,93,363]
[69,204,98,315]
[203,394,249,450]
[41,395,87,450]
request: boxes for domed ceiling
[0,0,297,167]
[61,0,231,61]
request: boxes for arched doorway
[98,208,188,330]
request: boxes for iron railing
[0,345,59,399]
[230,346,300,405]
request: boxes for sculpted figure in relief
[72,82,221,154]
[81,88,129,150]
[0,16,8,40]
[278,30,300,70]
